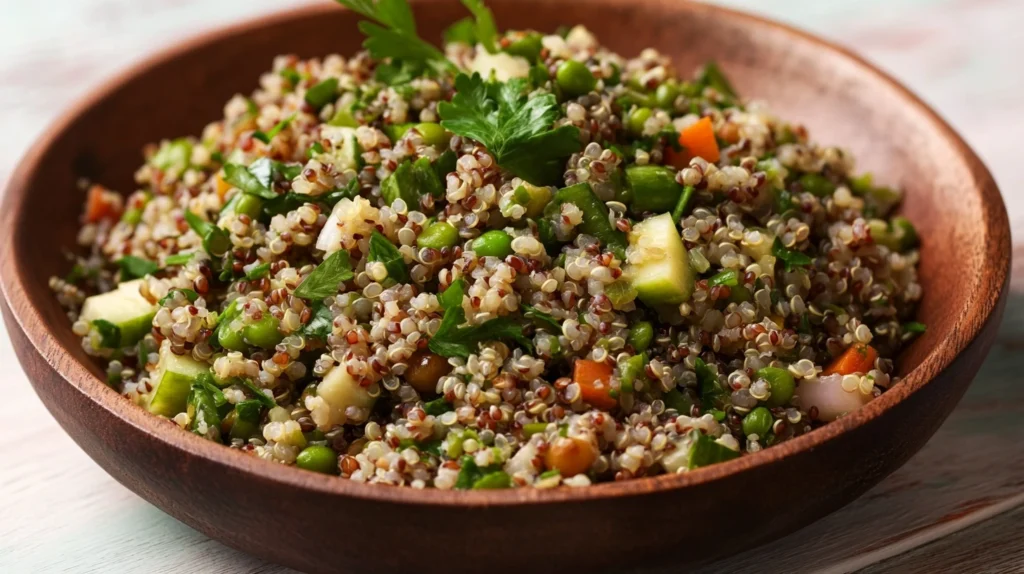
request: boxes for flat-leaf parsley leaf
[438,73,582,185]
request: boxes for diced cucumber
[319,126,361,172]
[626,213,695,307]
[80,279,156,348]
[316,364,377,427]
[145,341,211,417]
[686,433,740,469]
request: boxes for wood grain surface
[1,1,1021,573]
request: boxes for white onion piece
[470,49,530,82]
[794,374,873,422]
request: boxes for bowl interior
[0,0,1008,494]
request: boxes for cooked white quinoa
[52,0,924,489]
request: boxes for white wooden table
[2,1,1022,572]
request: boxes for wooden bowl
[0,1,1010,572]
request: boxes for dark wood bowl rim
[0,0,1010,507]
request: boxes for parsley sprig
[335,0,455,73]
[439,73,582,185]
[460,0,498,53]
[428,279,533,358]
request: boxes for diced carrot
[215,172,232,200]
[84,185,123,223]
[822,343,878,376]
[666,116,721,168]
[573,359,618,410]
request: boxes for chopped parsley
[252,113,296,144]
[158,289,199,306]
[182,210,231,257]
[91,319,122,349]
[771,236,813,271]
[336,0,455,73]
[305,78,339,109]
[245,262,271,281]
[294,250,354,300]
[368,230,410,283]
[115,255,159,280]
[460,0,498,53]
[300,301,335,341]
[428,279,533,358]
[438,73,582,185]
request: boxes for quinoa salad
[51,0,925,490]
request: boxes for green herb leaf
[707,269,739,288]
[438,278,466,310]
[771,237,813,272]
[671,185,695,221]
[245,262,271,280]
[472,470,511,489]
[428,279,533,358]
[460,0,498,53]
[903,321,927,334]
[252,113,296,144]
[158,289,200,306]
[337,0,454,73]
[694,357,726,408]
[305,78,339,110]
[237,377,277,408]
[223,163,276,199]
[374,59,425,86]
[164,252,195,266]
[210,299,242,349]
[91,319,122,348]
[423,397,453,416]
[442,17,477,45]
[115,256,159,280]
[195,373,227,407]
[438,73,582,185]
[294,250,354,300]
[522,304,561,332]
[698,61,737,100]
[368,230,410,283]
[183,210,231,257]
[280,67,302,86]
[188,376,224,441]
[300,301,335,341]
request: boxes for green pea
[627,321,654,352]
[757,366,796,407]
[296,445,339,475]
[385,123,413,142]
[472,230,514,258]
[243,315,283,349]
[414,122,448,147]
[556,60,597,97]
[654,82,679,109]
[626,107,652,136]
[417,221,459,249]
[218,321,247,352]
[234,193,264,220]
[742,407,774,438]
[504,33,543,63]
[798,173,836,197]
[121,208,143,225]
